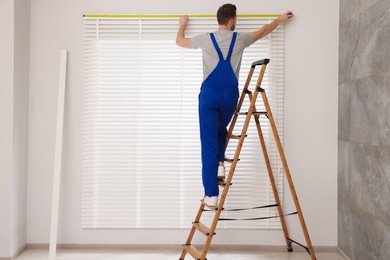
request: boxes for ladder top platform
[251,59,270,67]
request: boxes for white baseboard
[27,243,339,251]
[0,244,27,260]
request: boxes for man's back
[192,30,252,80]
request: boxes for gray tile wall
[339,0,390,259]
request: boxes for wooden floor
[16,248,348,260]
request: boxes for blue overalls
[198,32,239,196]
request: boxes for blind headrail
[83,14,280,19]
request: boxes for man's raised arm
[176,15,193,48]
[251,11,294,44]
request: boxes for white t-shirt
[191,30,253,80]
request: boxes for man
[176,4,293,207]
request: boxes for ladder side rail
[226,66,255,148]
[261,91,316,260]
[252,112,291,250]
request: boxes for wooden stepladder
[179,59,316,260]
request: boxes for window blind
[82,16,284,229]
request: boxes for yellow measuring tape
[83,14,280,19]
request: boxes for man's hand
[176,15,193,48]
[276,11,294,25]
[179,15,189,28]
[251,11,294,43]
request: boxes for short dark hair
[217,4,237,25]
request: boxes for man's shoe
[218,165,225,179]
[202,196,218,207]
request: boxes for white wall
[27,0,339,246]
[12,0,30,254]
[0,0,30,257]
[0,0,14,256]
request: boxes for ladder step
[243,88,252,94]
[236,112,247,116]
[227,133,246,140]
[218,179,232,187]
[256,86,265,92]
[225,157,240,163]
[254,111,268,116]
[193,221,214,237]
[218,179,225,186]
[201,201,219,211]
[184,245,202,259]
[236,111,267,116]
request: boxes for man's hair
[217,4,237,25]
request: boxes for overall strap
[209,33,224,60]
[226,32,237,61]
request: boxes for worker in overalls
[176,4,293,207]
